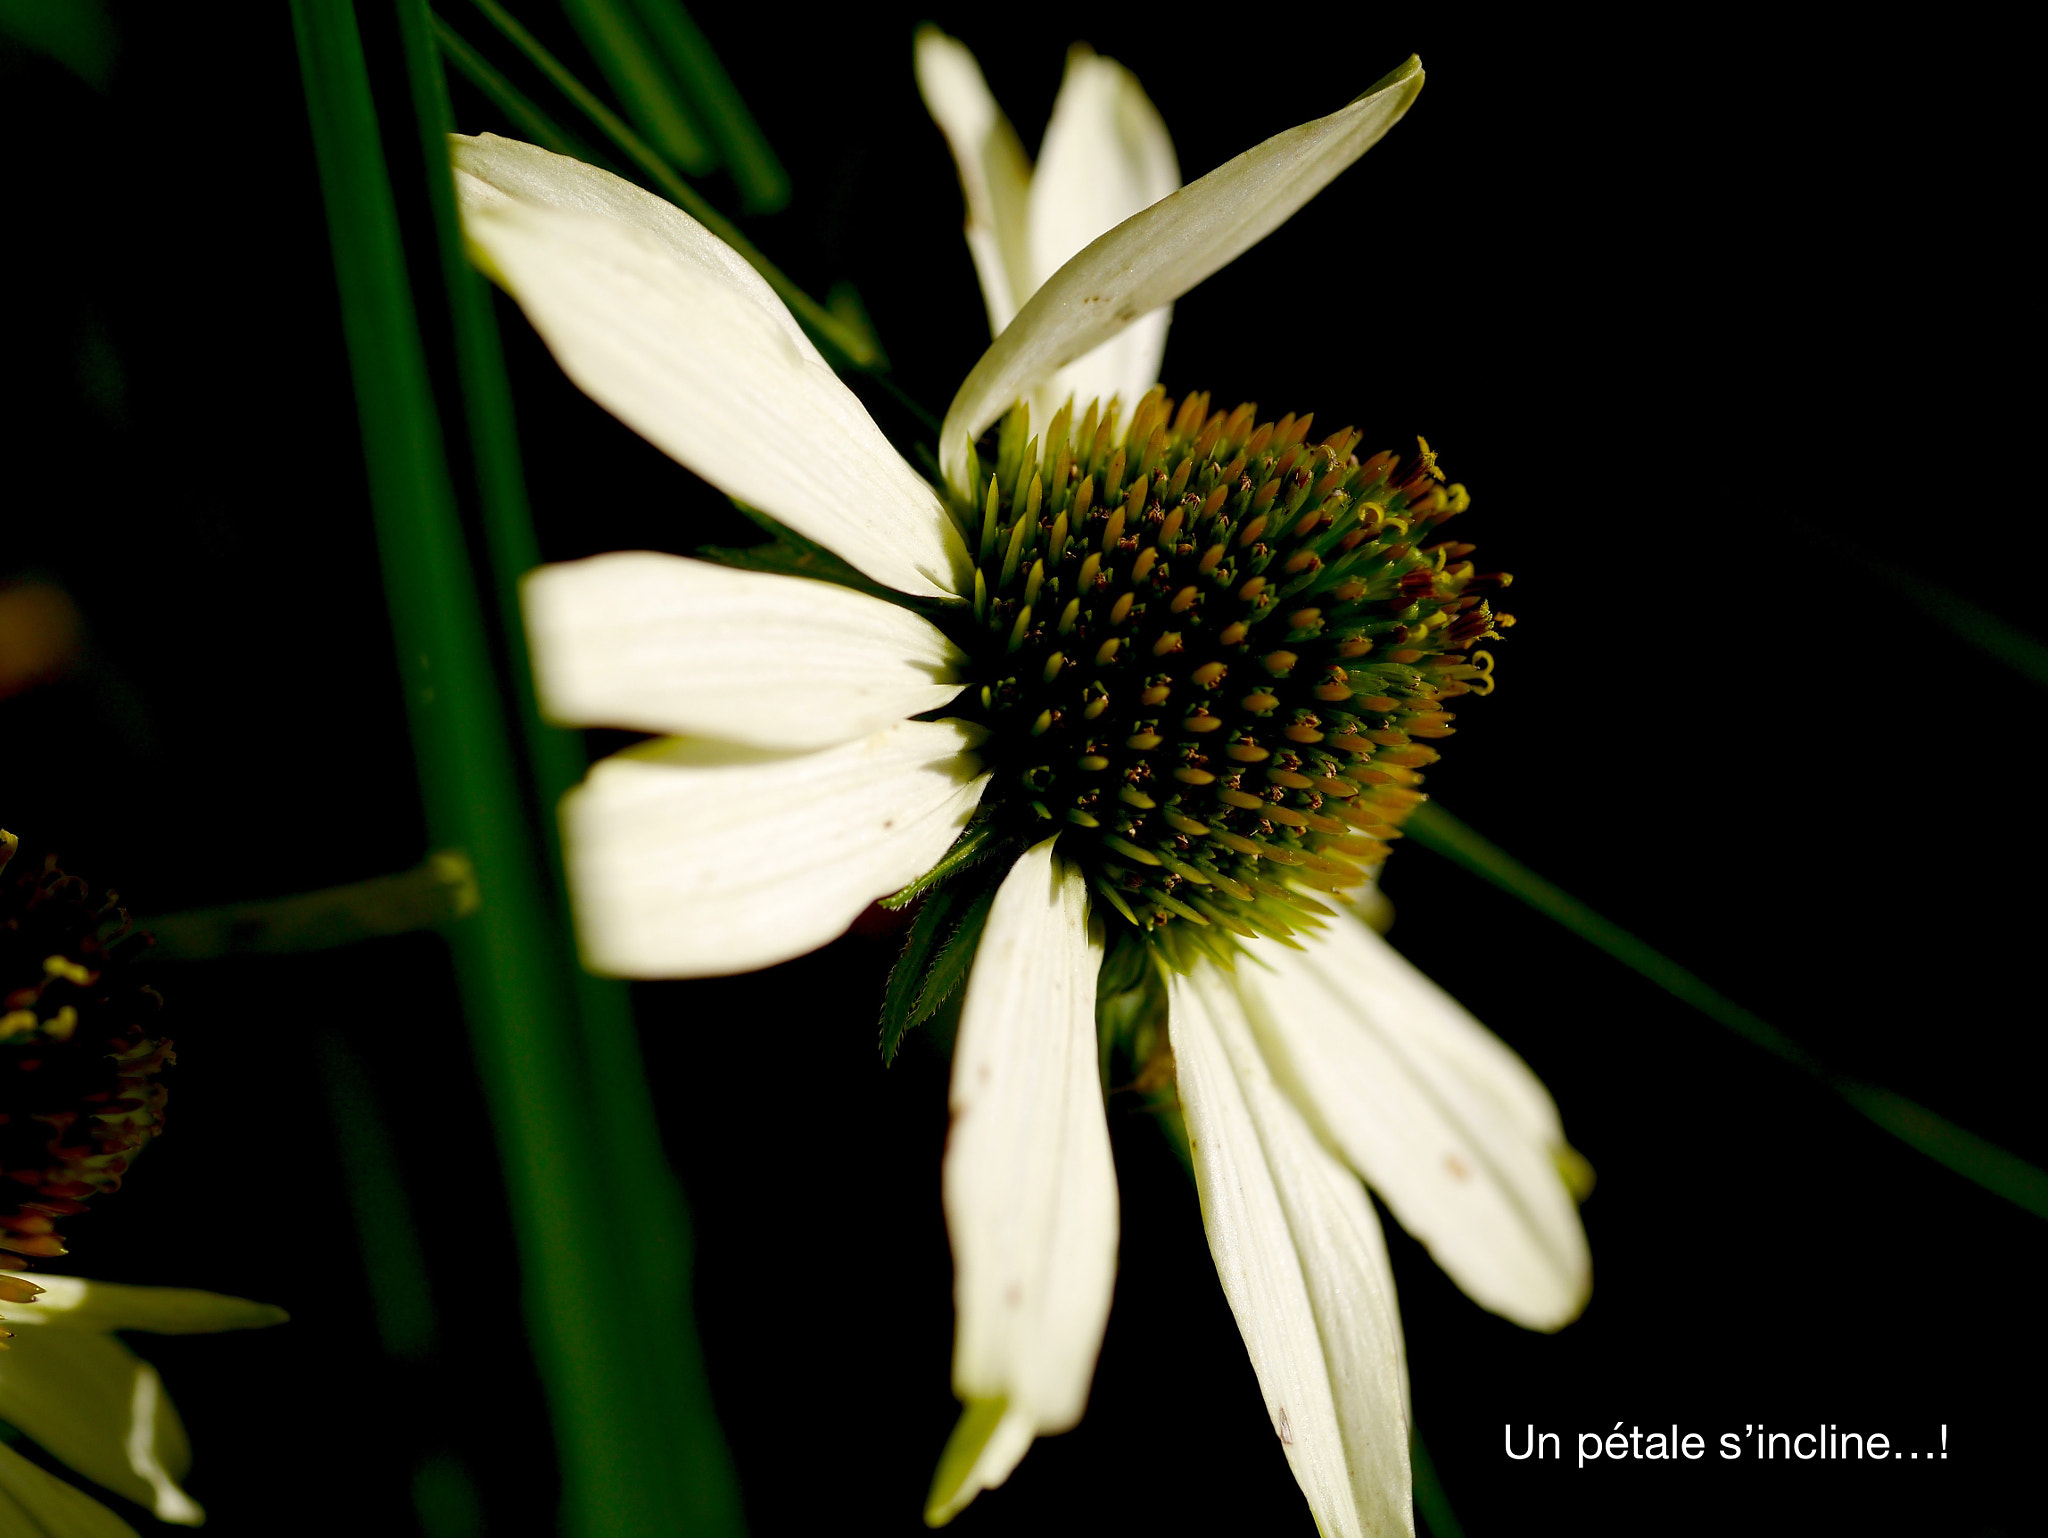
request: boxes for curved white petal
[1235,917,1591,1330]
[522,553,965,750]
[0,1444,138,1538]
[941,57,1425,493]
[1170,968,1412,1538]
[14,1277,287,1335]
[914,29,1034,339]
[453,136,971,601]
[564,720,988,976]
[0,1326,201,1524]
[928,839,1113,1525]
[1027,47,1179,425]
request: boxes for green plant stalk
[625,0,790,213]
[1406,800,2048,1222]
[293,3,736,1531]
[432,12,612,166]
[397,0,745,1527]
[455,0,879,366]
[560,0,715,172]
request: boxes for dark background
[3,4,2039,1535]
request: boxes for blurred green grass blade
[560,0,715,172]
[433,10,613,165]
[461,0,880,366]
[0,0,115,88]
[628,0,789,213]
[1407,801,2048,1222]
[293,4,731,1532]
[1410,1419,1465,1538]
[398,0,747,1528]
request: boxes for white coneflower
[453,38,1587,1535]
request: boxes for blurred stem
[451,0,880,366]
[625,0,790,212]
[141,851,477,958]
[398,0,745,1529]
[293,3,740,1533]
[1410,1419,1465,1538]
[1407,801,2048,1222]
[432,13,611,165]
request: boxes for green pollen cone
[940,387,1510,973]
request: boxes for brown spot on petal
[1445,1153,1472,1182]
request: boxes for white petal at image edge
[565,720,988,976]
[940,57,1424,493]
[523,554,967,751]
[1237,918,1591,1330]
[1027,45,1178,423]
[453,139,970,601]
[0,1443,140,1538]
[0,1328,200,1524]
[928,838,1114,1526]
[1171,969,1413,1538]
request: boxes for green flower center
[947,388,1510,971]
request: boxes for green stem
[453,0,879,366]
[141,852,477,959]
[1410,1418,1465,1538]
[397,1,746,1527]
[1405,800,2048,1222]
[293,4,740,1532]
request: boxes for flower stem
[1406,801,2048,1223]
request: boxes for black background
[3,5,2040,1535]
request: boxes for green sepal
[879,820,1000,911]
[911,882,998,1025]
[878,880,998,1065]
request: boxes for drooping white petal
[940,57,1425,493]
[1026,46,1179,426]
[914,28,1034,340]
[928,839,1114,1525]
[0,1444,138,1538]
[522,554,965,750]
[13,1277,287,1335]
[0,1324,201,1524]
[1170,967,1412,1538]
[564,720,988,976]
[1235,916,1591,1330]
[453,136,971,601]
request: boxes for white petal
[1235,917,1591,1330]
[0,1445,138,1538]
[0,1327,201,1524]
[928,839,1114,1524]
[1026,47,1179,425]
[12,1277,287,1335]
[1170,968,1412,1538]
[914,29,1034,340]
[564,720,987,976]
[453,135,971,601]
[522,553,965,749]
[940,58,1425,493]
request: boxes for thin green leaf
[1406,800,2048,1223]
[396,2,746,1529]
[626,0,790,213]
[433,11,614,167]
[460,0,880,367]
[1411,1419,1466,1538]
[560,0,715,171]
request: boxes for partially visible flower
[0,1274,288,1531]
[453,33,1588,1536]
[0,832,170,1267]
